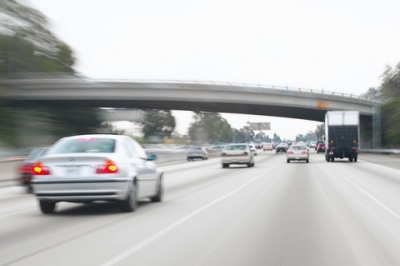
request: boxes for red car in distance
[16,147,49,193]
[316,143,326,153]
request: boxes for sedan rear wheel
[287,159,290,163]
[39,201,56,214]
[121,182,138,212]
[306,159,309,163]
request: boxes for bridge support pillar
[359,115,372,149]
[372,103,381,149]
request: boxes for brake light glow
[288,151,293,154]
[31,162,51,175]
[96,160,118,174]
[20,165,32,174]
[354,149,359,154]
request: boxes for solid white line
[358,159,400,174]
[102,166,278,266]
[326,164,400,222]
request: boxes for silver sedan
[31,134,163,214]
[286,145,309,163]
[221,144,254,168]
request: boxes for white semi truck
[325,111,360,162]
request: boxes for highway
[1,151,400,265]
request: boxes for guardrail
[360,149,400,155]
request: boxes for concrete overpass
[0,75,379,147]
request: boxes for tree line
[360,63,400,147]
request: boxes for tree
[50,108,103,138]
[272,133,281,143]
[360,87,379,101]
[378,63,400,102]
[0,0,75,74]
[141,110,176,141]
[314,123,325,141]
[381,97,400,147]
[188,112,233,143]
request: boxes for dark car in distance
[276,143,288,153]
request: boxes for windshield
[224,145,247,150]
[50,138,116,154]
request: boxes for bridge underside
[13,99,329,121]
[10,99,375,148]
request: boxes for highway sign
[248,122,271,130]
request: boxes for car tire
[39,201,56,214]
[331,157,335,162]
[306,159,309,163]
[150,177,163,203]
[26,185,33,194]
[354,156,358,162]
[349,157,353,162]
[121,182,138,212]
[247,162,251,168]
[287,159,290,163]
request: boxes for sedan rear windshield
[224,145,247,150]
[289,146,307,150]
[50,138,116,154]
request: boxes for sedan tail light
[221,152,226,156]
[302,151,308,155]
[288,151,293,154]
[31,162,51,175]
[96,160,118,174]
[243,152,248,155]
[354,149,359,154]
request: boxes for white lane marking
[325,164,400,222]
[102,165,279,266]
[358,159,400,174]
[0,208,36,219]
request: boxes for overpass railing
[97,79,367,100]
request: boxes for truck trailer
[325,111,359,162]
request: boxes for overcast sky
[27,0,400,140]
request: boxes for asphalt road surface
[1,151,399,265]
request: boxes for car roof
[59,134,128,141]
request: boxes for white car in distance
[220,144,255,168]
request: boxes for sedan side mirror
[147,154,157,161]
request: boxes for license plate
[329,152,334,155]
[231,159,238,162]
[295,157,300,160]
[65,166,81,175]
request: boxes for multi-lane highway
[1,151,399,265]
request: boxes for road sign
[248,122,270,131]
